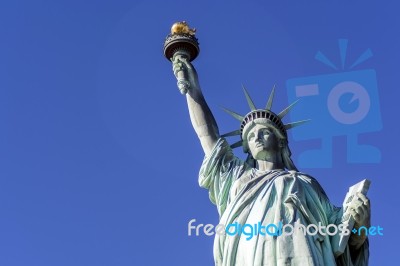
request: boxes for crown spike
[242,85,257,111]
[278,99,300,119]
[284,119,311,130]
[265,84,276,110]
[220,106,244,121]
[221,129,242,138]
[230,140,243,149]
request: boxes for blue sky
[1,1,399,265]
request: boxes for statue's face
[246,124,280,160]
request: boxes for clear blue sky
[1,1,398,265]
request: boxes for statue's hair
[281,142,298,171]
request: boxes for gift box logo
[286,39,382,168]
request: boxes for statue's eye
[262,129,270,135]
[248,133,255,141]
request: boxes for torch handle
[176,71,189,94]
[173,53,191,95]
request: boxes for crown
[220,85,310,149]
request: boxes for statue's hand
[172,55,199,94]
[346,192,371,249]
[347,192,371,229]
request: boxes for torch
[163,21,200,94]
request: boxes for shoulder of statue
[287,170,310,178]
[291,171,331,200]
[287,171,321,185]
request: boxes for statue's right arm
[172,55,220,157]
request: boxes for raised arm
[172,55,219,156]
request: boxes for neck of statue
[256,154,284,171]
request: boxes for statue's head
[242,119,284,159]
[221,86,309,171]
[243,122,282,162]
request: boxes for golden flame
[171,21,196,36]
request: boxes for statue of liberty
[165,22,370,266]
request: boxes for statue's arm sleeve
[185,72,219,157]
[199,138,244,216]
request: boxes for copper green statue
[165,22,370,266]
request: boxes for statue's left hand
[348,192,371,228]
[347,192,371,249]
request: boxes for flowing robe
[199,138,368,266]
